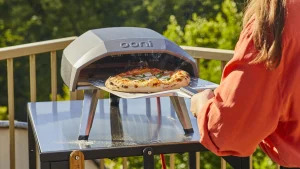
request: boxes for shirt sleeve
[197,20,282,156]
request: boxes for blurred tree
[0,17,24,121]
[0,0,245,121]
[164,0,243,83]
[0,106,7,120]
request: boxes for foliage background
[0,0,277,168]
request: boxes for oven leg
[78,89,98,140]
[110,93,120,106]
[170,96,194,134]
[110,94,124,145]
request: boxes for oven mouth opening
[77,52,196,87]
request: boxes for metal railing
[0,37,279,169]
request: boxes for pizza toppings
[122,71,173,82]
[144,72,152,77]
[105,68,190,93]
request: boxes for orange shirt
[197,1,300,167]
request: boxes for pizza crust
[105,68,190,93]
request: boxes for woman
[190,0,300,168]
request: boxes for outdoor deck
[0,37,280,169]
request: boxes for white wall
[0,128,28,169]
[0,127,99,169]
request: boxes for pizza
[105,68,190,93]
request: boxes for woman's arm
[192,20,282,156]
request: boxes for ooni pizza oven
[61,27,201,140]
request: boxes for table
[27,97,250,169]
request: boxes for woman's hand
[190,89,215,118]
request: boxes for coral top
[197,1,300,167]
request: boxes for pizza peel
[88,77,218,99]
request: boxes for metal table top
[27,97,205,161]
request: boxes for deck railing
[0,37,279,169]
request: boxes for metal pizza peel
[88,77,218,99]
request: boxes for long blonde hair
[243,0,286,69]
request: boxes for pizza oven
[61,27,198,91]
[61,27,203,140]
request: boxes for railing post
[70,90,84,100]
[221,61,226,72]
[196,58,201,77]
[221,158,226,169]
[29,55,37,102]
[250,155,253,169]
[100,159,105,169]
[7,58,15,169]
[50,51,57,101]
[220,61,228,169]
[29,54,38,169]
[196,152,200,169]
[123,157,128,169]
[98,90,105,99]
[170,154,175,169]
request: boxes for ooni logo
[120,41,153,48]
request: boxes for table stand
[27,98,250,169]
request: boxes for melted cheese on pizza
[124,72,171,81]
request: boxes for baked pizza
[105,68,190,93]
